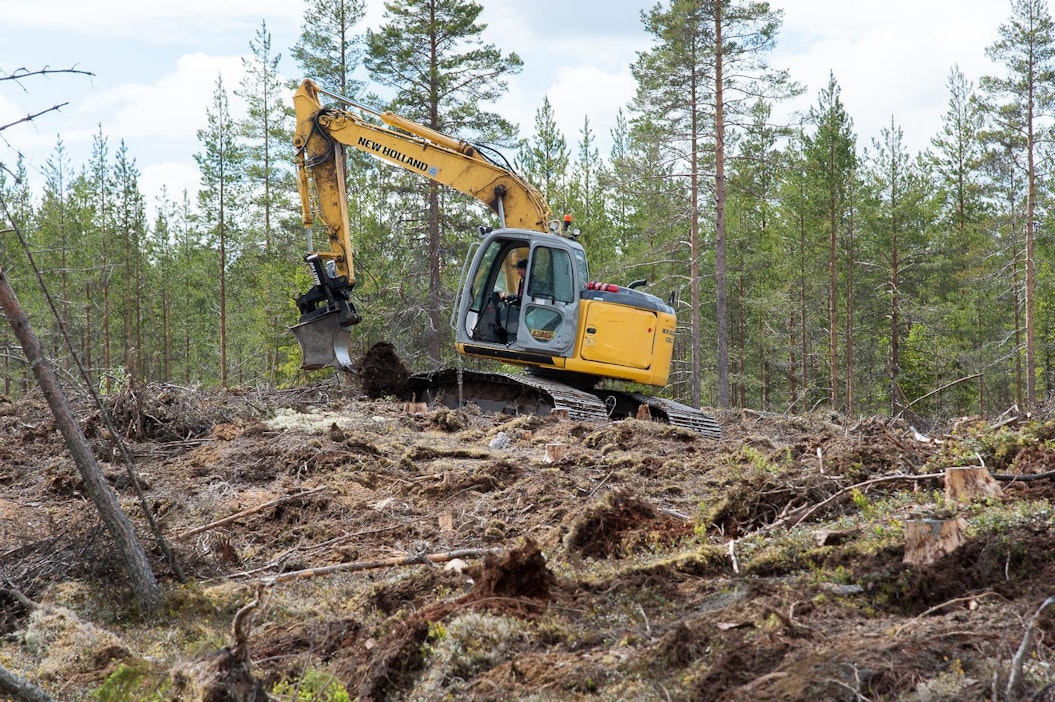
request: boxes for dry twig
[174,487,329,540]
[261,547,502,586]
[1007,594,1055,699]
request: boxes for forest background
[1,0,1053,425]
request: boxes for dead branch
[760,472,945,532]
[1,66,95,84]
[896,373,982,420]
[0,104,70,134]
[0,664,55,702]
[231,583,269,663]
[1007,594,1055,699]
[261,547,502,586]
[893,592,1002,636]
[174,487,329,540]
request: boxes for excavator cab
[456,229,583,366]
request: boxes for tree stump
[545,442,568,463]
[944,466,1002,502]
[903,517,967,565]
[403,401,428,416]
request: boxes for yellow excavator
[290,78,719,436]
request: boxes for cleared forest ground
[1,381,1054,701]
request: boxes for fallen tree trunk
[0,267,160,613]
[0,664,55,702]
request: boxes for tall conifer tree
[365,0,522,365]
[292,0,366,97]
[805,73,857,413]
[980,0,1055,407]
[518,97,570,213]
[633,0,797,408]
[195,76,245,387]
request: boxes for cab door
[514,244,578,357]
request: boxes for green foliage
[271,670,351,702]
[725,444,791,475]
[95,661,169,701]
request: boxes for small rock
[489,431,511,450]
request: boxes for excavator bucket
[291,254,361,371]
[291,310,353,371]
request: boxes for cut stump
[944,466,1002,502]
[545,442,568,463]
[903,517,967,565]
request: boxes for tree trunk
[689,91,702,408]
[0,267,161,613]
[845,184,855,415]
[827,174,838,412]
[427,182,442,366]
[0,663,54,702]
[1025,106,1036,408]
[714,1,729,409]
[219,184,228,388]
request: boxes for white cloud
[77,53,248,141]
[548,65,636,149]
[773,0,1006,152]
[4,0,303,43]
[141,161,202,206]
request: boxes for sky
[0,0,1013,213]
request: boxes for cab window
[526,247,575,303]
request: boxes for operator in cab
[501,258,527,303]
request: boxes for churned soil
[1,380,1054,701]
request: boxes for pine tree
[194,76,245,388]
[238,20,296,253]
[804,72,857,413]
[113,141,147,381]
[518,97,570,213]
[923,66,993,415]
[38,138,76,362]
[568,116,612,273]
[0,156,34,393]
[726,99,789,409]
[632,0,798,409]
[238,20,300,384]
[859,120,935,415]
[365,0,523,365]
[87,129,118,392]
[979,0,1055,407]
[291,0,367,97]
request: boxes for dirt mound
[358,341,411,399]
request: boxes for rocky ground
[1,376,1055,701]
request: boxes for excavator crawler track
[407,369,721,438]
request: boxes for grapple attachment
[292,254,361,371]
[291,312,354,370]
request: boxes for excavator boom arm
[293,80,552,283]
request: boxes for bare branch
[0,103,70,134]
[1,66,95,87]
